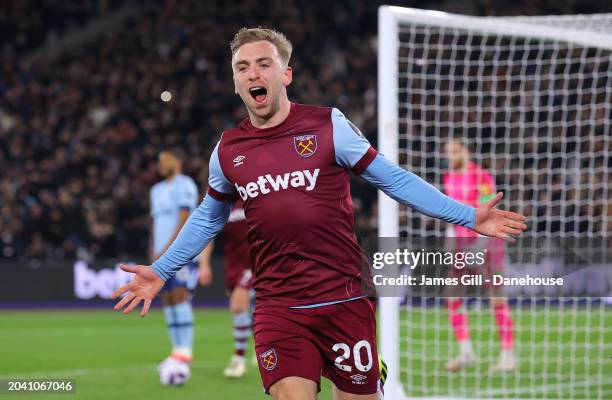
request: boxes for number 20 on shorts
[332,340,373,372]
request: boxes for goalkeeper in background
[442,139,516,372]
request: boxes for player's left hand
[473,192,527,243]
[111,264,165,317]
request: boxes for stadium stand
[1,0,610,262]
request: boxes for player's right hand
[111,264,165,317]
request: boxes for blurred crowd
[0,0,383,261]
[1,0,122,55]
[0,0,610,262]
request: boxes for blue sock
[163,305,180,352]
[173,301,194,357]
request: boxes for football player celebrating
[113,28,526,399]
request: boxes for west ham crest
[259,349,278,371]
[294,135,317,158]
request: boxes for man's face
[158,152,177,178]
[232,40,292,121]
[445,141,468,170]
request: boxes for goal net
[377,6,612,399]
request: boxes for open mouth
[249,86,268,104]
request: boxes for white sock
[174,346,193,358]
[500,349,514,362]
[460,340,474,356]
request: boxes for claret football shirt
[207,103,377,306]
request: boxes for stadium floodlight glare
[378,6,611,399]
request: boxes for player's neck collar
[243,102,296,133]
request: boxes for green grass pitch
[401,305,612,399]
[0,309,331,400]
[1,306,610,399]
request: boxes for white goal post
[378,6,612,400]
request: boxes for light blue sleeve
[151,194,231,280]
[174,176,198,210]
[362,154,476,229]
[209,141,235,195]
[331,108,373,169]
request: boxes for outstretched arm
[361,155,526,241]
[331,108,526,241]
[112,195,231,316]
[150,195,231,280]
[113,141,236,316]
[361,154,476,228]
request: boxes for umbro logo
[233,155,246,167]
[350,374,367,385]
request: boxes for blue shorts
[161,261,199,294]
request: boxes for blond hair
[230,27,293,66]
